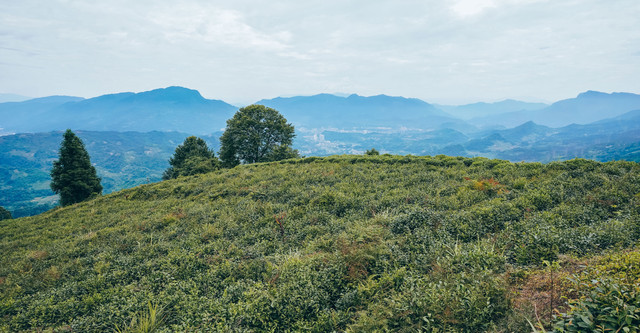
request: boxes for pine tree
[50,129,103,206]
[0,206,11,220]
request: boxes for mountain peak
[136,86,205,102]
[577,90,608,98]
[515,120,540,129]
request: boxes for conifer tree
[0,206,11,220]
[50,129,103,206]
[162,136,219,180]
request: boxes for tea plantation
[1,155,639,332]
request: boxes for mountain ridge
[0,87,237,135]
[256,93,466,130]
[4,87,640,133]
[472,91,640,128]
[435,99,548,120]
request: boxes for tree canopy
[50,129,102,206]
[162,136,219,180]
[0,206,11,220]
[219,104,298,167]
[365,148,380,155]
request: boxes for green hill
[1,155,639,332]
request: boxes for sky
[1,0,639,105]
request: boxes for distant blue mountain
[490,121,554,143]
[457,108,640,161]
[256,93,470,131]
[435,99,548,120]
[472,91,640,128]
[0,96,85,134]
[0,93,33,103]
[0,87,237,135]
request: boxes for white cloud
[148,4,290,51]
[450,0,549,18]
[0,0,638,104]
[450,0,498,17]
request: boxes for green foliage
[0,131,202,218]
[555,279,640,332]
[0,206,11,220]
[162,136,219,180]
[365,148,380,155]
[553,251,640,332]
[1,155,639,331]
[219,104,298,167]
[115,301,166,333]
[50,129,102,206]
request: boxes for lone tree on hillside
[163,136,220,180]
[219,104,298,167]
[50,129,103,206]
[0,206,11,220]
[365,148,380,155]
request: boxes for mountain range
[0,87,236,135]
[1,86,640,217]
[435,99,548,120]
[3,87,640,135]
[256,93,470,131]
[469,90,640,128]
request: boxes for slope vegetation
[1,156,639,331]
[0,130,215,217]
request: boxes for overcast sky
[1,0,639,105]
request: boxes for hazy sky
[1,0,639,104]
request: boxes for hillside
[0,131,219,217]
[1,155,639,332]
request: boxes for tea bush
[1,155,639,331]
[554,250,640,332]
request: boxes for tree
[219,104,298,167]
[0,206,11,220]
[365,148,380,155]
[50,129,103,206]
[162,136,219,180]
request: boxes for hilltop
[1,155,639,331]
